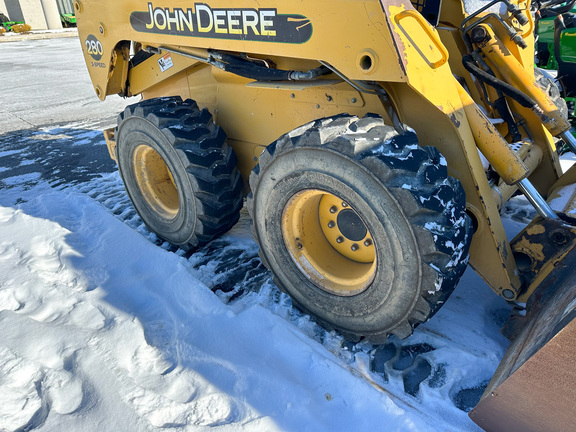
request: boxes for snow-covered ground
[1,37,574,432]
[0,164,512,432]
[0,173,485,432]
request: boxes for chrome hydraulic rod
[560,131,576,155]
[517,179,559,219]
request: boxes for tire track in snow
[0,121,511,426]
[73,173,507,415]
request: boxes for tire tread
[117,96,243,250]
[248,115,472,343]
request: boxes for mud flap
[469,225,576,431]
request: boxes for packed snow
[0,188,431,431]
[0,120,535,432]
[0,178,499,432]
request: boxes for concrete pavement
[0,37,136,135]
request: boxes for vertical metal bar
[560,131,576,155]
[517,179,559,219]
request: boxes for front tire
[248,115,472,342]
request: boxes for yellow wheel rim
[132,144,179,219]
[282,190,376,296]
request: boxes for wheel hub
[282,189,376,296]
[132,144,179,219]
[318,194,375,264]
[337,209,367,241]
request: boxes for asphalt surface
[0,37,134,134]
[0,37,136,188]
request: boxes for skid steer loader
[76,0,576,429]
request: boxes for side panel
[75,0,407,99]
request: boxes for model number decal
[85,34,104,61]
[130,3,312,44]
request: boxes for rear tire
[248,115,472,342]
[116,97,243,250]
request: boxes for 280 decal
[85,35,103,60]
[130,2,313,44]
[85,34,106,68]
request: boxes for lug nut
[296,242,303,250]
[351,244,359,251]
[328,221,336,228]
[330,206,338,214]
[336,236,344,243]
[342,202,348,207]
[364,239,372,246]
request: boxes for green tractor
[536,1,576,128]
[60,13,76,28]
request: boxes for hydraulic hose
[540,0,576,18]
[210,51,330,81]
[494,96,522,141]
[149,46,331,82]
[462,55,539,110]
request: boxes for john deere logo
[130,2,313,44]
[85,34,103,61]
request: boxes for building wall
[41,0,62,29]
[6,0,46,29]
[0,0,8,20]
[4,0,24,23]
